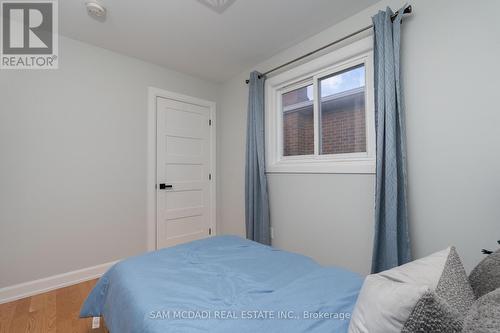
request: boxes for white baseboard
[0,260,119,304]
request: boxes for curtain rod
[245,5,412,84]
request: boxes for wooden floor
[0,279,107,333]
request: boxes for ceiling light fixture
[197,0,236,14]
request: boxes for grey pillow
[402,247,475,332]
[469,249,500,298]
[435,247,476,313]
[401,291,462,333]
[462,288,500,333]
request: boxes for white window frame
[265,36,375,174]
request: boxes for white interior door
[156,96,214,249]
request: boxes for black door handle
[159,183,173,190]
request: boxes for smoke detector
[86,1,106,18]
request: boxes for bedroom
[0,0,499,332]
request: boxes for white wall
[1,0,498,289]
[217,0,500,274]
[0,36,219,288]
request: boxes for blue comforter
[81,236,362,333]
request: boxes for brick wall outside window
[283,91,365,156]
[320,92,365,154]
[283,107,314,156]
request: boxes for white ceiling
[59,0,379,83]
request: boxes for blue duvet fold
[81,236,362,333]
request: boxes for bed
[80,236,362,332]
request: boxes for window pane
[282,85,314,156]
[320,65,366,155]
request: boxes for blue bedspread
[80,236,362,333]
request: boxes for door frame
[147,87,216,251]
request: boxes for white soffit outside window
[197,0,237,14]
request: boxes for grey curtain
[371,6,411,273]
[245,71,271,245]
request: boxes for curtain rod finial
[245,75,262,84]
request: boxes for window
[265,37,375,174]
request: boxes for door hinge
[209,119,212,126]
[208,227,212,235]
[209,173,212,180]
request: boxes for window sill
[266,159,375,174]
